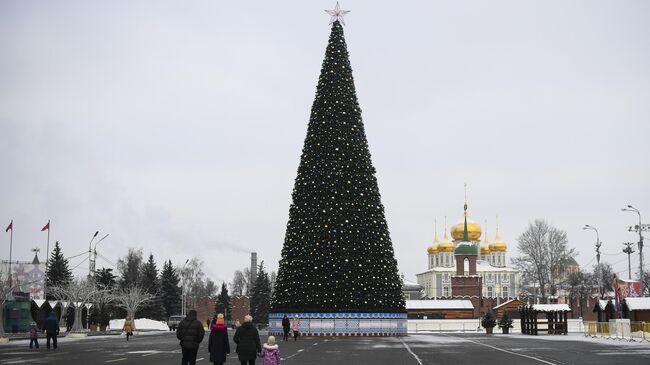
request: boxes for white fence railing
[408,319,586,333]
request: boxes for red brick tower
[451,201,483,317]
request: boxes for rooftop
[406,300,474,310]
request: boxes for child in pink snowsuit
[259,335,280,365]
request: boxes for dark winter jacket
[208,323,230,363]
[44,312,59,335]
[176,311,205,350]
[281,317,290,330]
[233,322,261,361]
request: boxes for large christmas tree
[271,19,404,314]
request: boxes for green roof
[454,242,478,255]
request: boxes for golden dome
[438,224,454,252]
[489,243,507,252]
[480,245,490,255]
[489,222,507,251]
[439,243,454,252]
[427,245,439,254]
[451,218,482,241]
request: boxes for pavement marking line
[283,347,306,360]
[441,334,558,365]
[197,358,204,361]
[400,339,423,365]
[105,358,127,363]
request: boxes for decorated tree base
[67,331,88,338]
[269,313,406,336]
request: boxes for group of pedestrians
[280,315,300,342]
[27,311,60,350]
[176,310,285,365]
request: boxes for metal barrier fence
[584,321,650,342]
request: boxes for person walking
[233,315,261,365]
[291,316,300,341]
[122,316,134,341]
[208,314,230,365]
[258,335,281,365]
[29,322,39,349]
[281,315,290,342]
[44,311,59,350]
[177,309,205,365]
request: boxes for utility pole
[583,225,602,298]
[622,242,635,280]
[622,205,648,295]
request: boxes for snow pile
[109,318,169,331]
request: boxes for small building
[231,295,250,325]
[493,298,524,319]
[622,297,650,322]
[402,280,423,300]
[406,300,474,319]
[592,299,615,322]
[519,304,571,335]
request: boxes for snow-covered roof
[402,280,423,290]
[624,297,650,311]
[532,304,571,312]
[406,300,474,310]
[596,300,614,311]
[493,298,524,309]
[417,262,519,275]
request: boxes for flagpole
[45,219,50,299]
[8,221,13,288]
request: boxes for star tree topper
[325,2,350,25]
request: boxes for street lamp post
[583,225,602,298]
[622,242,635,280]
[622,205,647,295]
[90,233,109,278]
[181,259,189,317]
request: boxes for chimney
[250,252,258,285]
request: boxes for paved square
[1,331,649,364]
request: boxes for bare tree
[179,258,218,312]
[111,285,155,331]
[230,270,247,296]
[567,270,595,317]
[49,278,107,332]
[512,219,576,303]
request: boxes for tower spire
[463,184,469,241]
[433,219,439,243]
[443,216,449,240]
[495,215,502,241]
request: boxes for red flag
[41,221,50,231]
[5,220,11,232]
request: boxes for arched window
[463,257,469,273]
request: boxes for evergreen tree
[45,241,73,300]
[215,282,232,322]
[160,260,181,318]
[117,248,143,289]
[271,21,404,313]
[250,262,271,324]
[138,254,165,320]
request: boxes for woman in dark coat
[281,315,290,341]
[208,314,230,365]
[233,315,261,365]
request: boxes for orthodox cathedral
[416,201,521,313]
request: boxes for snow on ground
[109,318,169,331]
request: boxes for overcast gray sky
[1,1,649,285]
